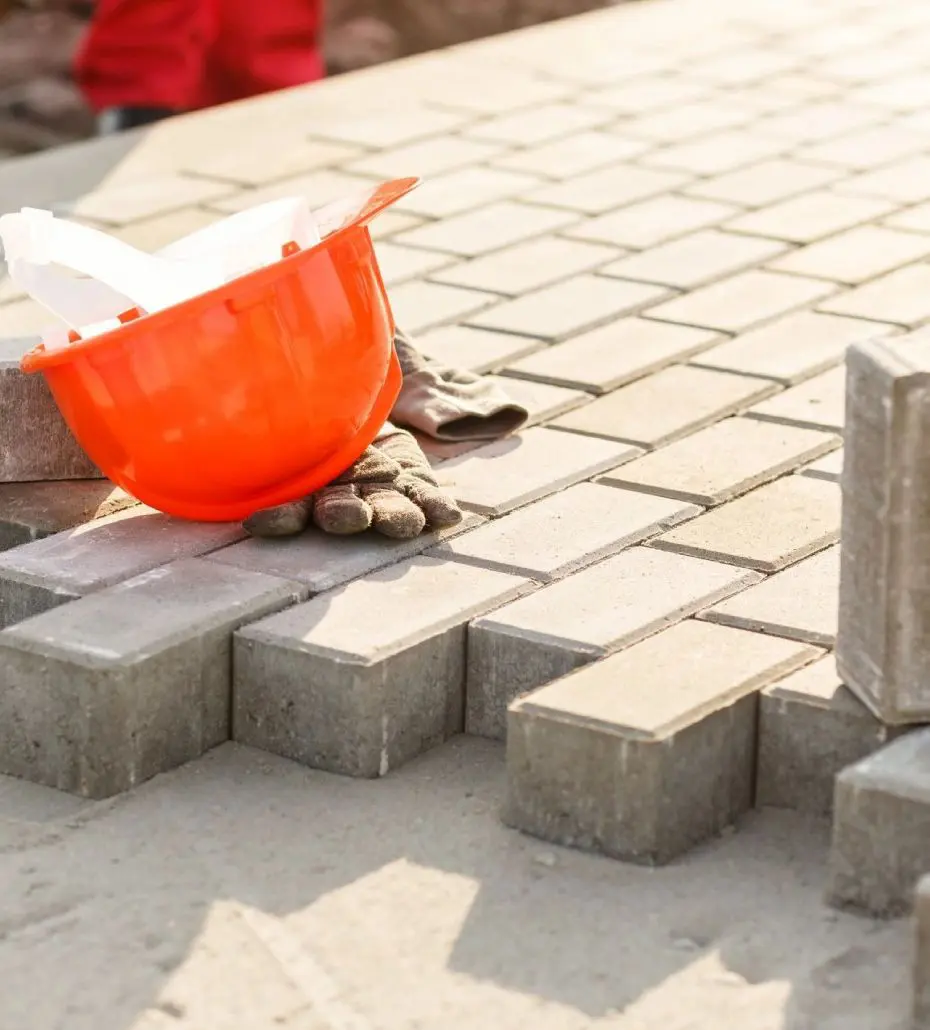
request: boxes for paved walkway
[0,0,928,1026]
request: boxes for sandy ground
[0,737,913,1030]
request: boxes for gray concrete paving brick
[684,159,843,207]
[525,165,688,215]
[429,482,698,581]
[746,366,846,432]
[438,427,640,516]
[768,225,930,285]
[0,558,302,798]
[798,448,844,482]
[564,196,739,249]
[690,311,892,385]
[466,546,760,739]
[652,475,841,573]
[828,730,930,916]
[505,620,816,863]
[467,276,670,342]
[550,365,778,448]
[756,655,904,817]
[0,337,101,483]
[0,506,245,629]
[725,190,897,244]
[417,325,543,374]
[837,333,930,724]
[234,556,529,778]
[502,317,720,394]
[818,265,930,328]
[598,230,788,291]
[0,481,137,551]
[700,545,840,646]
[602,417,838,506]
[645,270,836,334]
[916,875,930,1029]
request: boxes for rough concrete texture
[915,875,930,1030]
[234,557,529,777]
[467,547,760,740]
[837,332,930,725]
[506,620,819,864]
[0,336,100,482]
[0,559,303,798]
[756,655,905,816]
[828,730,930,917]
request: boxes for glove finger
[400,475,463,530]
[243,498,314,538]
[360,483,426,540]
[312,483,373,535]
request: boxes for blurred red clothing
[75,0,324,114]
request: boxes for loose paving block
[394,201,577,258]
[467,546,760,739]
[468,276,669,342]
[387,281,498,335]
[429,482,698,581]
[564,196,738,249]
[769,226,930,285]
[430,237,617,296]
[837,333,930,724]
[747,366,846,433]
[837,156,930,204]
[819,265,930,327]
[725,191,897,244]
[646,270,836,334]
[551,365,778,448]
[502,317,719,393]
[684,159,843,207]
[493,131,650,179]
[525,165,688,216]
[234,556,529,778]
[916,875,930,1029]
[700,545,840,646]
[601,418,839,506]
[505,621,817,864]
[599,230,788,291]
[0,481,136,551]
[690,310,891,385]
[0,506,245,629]
[756,655,903,817]
[0,558,303,798]
[641,129,789,177]
[828,730,930,916]
[652,475,841,573]
[417,325,543,374]
[438,427,640,516]
[0,337,101,483]
[798,448,844,482]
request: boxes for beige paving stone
[525,165,689,216]
[0,272,25,306]
[393,166,543,219]
[798,447,844,482]
[307,106,472,149]
[467,275,669,341]
[646,270,835,333]
[769,225,930,284]
[756,654,903,817]
[725,191,898,243]
[551,365,778,448]
[55,174,235,226]
[503,317,719,393]
[0,299,54,337]
[481,376,589,426]
[584,75,713,113]
[439,426,639,516]
[345,136,503,179]
[209,168,375,215]
[387,280,498,334]
[113,208,221,251]
[684,159,843,207]
[754,101,885,144]
[564,195,738,249]
[747,366,846,432]
[429,481,698,581]
[601,417,839,507]
[818,265,930,327]
[418,325,543,373]
[691,310,892,384]
[467,546,761,740]
[492,131,650,179]
[652,475,841,573]
[463,103,614,146]
[430,237,616,295]
[182,138,360,186]
[797,126,930,171]
[852,72,930,111]
[686,48,803,86]
[505,620,816,865]
[837,156,930,204]
[368,210,424,240]
[701,544,840,646]
[394,201,577,258]
[820,47,927,84]
[598,230,788,290]
[620,100,755,142]
[886,200,930,234]
[373,242,455,287]
[643,130,790,176]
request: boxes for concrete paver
[724,190,898,243]
[818,264,930,327]
[684,158,843,207]
[747,365,847,432]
